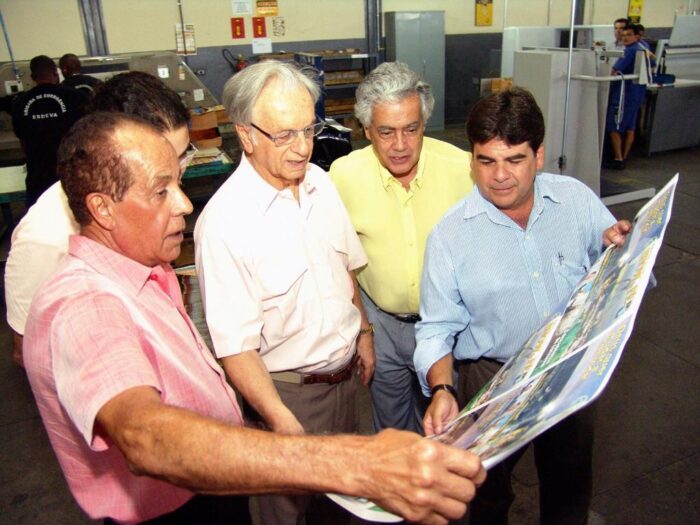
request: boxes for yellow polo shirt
[329,137,473,314]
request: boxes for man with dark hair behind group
[613,17,628,50]
[59,53,102,101]
[414,87,632,525]
[11,54,83,206]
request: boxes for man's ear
[86,193,116,230]
[536,144,545,171]
[364,126,371,142]
[236,124,255,154]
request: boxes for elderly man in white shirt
[194,60,375,525]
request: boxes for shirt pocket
[256,256,308,342]
[552,255,588,303]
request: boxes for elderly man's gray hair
[354,61,434,127]
[222,60,320,126]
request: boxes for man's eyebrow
[148,174,174,189]
[505,153,527,161]
[476,152,528,161]
[377,121,421,131]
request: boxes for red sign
[231,17,245,39]
[252,16,267,38]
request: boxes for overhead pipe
[0,8,19,79]
[558,0,578,173]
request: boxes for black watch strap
[431,383,458,400]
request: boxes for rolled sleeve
[414,230,471,396]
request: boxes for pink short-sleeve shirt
[24,235,244,524]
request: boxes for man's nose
[291,131,312,156]
[393,131,407,150]
[173,186,193,216]
[494,162,509,180]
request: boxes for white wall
[0,0,683,61]
[0,0,86,61]
[102,0,366,54]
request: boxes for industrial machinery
[641,15,700,155]
[0,51,220,153]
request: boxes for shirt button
[149,274,158,281]
[533,271,540,278]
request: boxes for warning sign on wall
[252,16,267,38]
[231,18,245,39]
[628,0,643,23]
[256,0,278,16]
[475,0,493,27]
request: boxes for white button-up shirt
[195,155,367,373]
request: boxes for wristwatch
[431,383,458,400]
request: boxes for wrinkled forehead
[252,78,315,123]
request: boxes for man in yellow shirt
[329,62,473,433]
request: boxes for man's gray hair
[354,61,434,127]
[222,60,320,125]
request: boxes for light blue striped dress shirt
[414,173,616,396]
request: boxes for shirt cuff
[414,338,455,397]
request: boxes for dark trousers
[458,359,594,525]
[103,494,251,525]
[243,375,359,525]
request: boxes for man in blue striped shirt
[414,87,631,525]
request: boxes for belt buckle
[395,313,421,323]
[303,355,356,385]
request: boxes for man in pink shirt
[24,111,486,524]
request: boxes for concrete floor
[0,133,698,524]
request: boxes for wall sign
[475,0,493,27]
[252,16,267,37]
[231,17,245,39]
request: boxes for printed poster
[175,24,197,55]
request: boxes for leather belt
[270,355,357,385]
[390,313,422,323]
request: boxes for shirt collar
[462,174,561,226]
[240,153,316,214]
[68,235,174,296]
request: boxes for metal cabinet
[385,11,445,131]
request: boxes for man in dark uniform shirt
[59,53,102,99]
[12,55,83,206]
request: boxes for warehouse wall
[0,0,682,122]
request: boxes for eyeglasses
[249,118,325,147]
[179,143,198,172]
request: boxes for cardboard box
[491,78,514,93]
